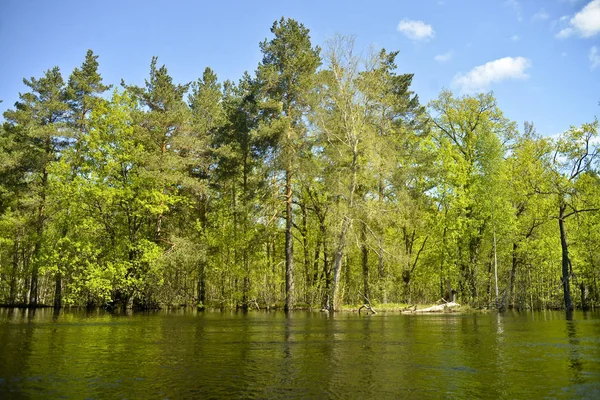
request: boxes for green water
[1,308,599,399]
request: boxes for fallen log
[403,302,461,314]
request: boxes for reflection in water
[496,312,504,336]
[280,313,296,396]
[358,316,375,393]
[0,309,599,399]
[284,313,292,359]
[566,318,583,383]
[52,307,61,321]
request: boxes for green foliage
[0,20,598,311]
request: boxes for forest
[0,18,598,312]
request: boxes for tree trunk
[9,235,19,305]
[312,235,321,289]
[197,261,206,307]
[242,257,250,312]
[509,242,518,308]
[30,218,44,307]
[361,221,369,300]
[22,249,30,305]
[580,283,589,310]
[242,160,250,311]
[378,238,385,302]
[53,273,62,308]
[377,179,385,302]
[329,147,358,312]
[155,137,167,241]
[301,203,310,303]
[559,204,573,311]
[30,147,50,307]
[330,216,351,311]
[321,225,331,310]
[284,165,295,312]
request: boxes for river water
[1,308,599,399]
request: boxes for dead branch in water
[358,292,377,315]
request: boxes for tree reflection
[565,315,583,384]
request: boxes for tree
[122,57,190,245]
[429,91,516,305]
[3,67,69,306]
[548,120,599,310]
[50,50,111,308]
[77,90,168,308]
[357,48,429,304]
[256,17,321,311]
[185,67,226,307]
[504,123,553,309]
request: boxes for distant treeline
[0,18,598,311]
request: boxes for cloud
[590,46,600,68]
[434,51,453,63]
[556,27,574,38]
[505,0,523,21]
[452,56,532,93]
[510,34,520,41]
[397,19,435,41]
[556,0,600,38]
[532,9,550,21]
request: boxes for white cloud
[397,19,435,41]
[452,56,532,93]
[590,46,600,68]
[505,0,523,21]
[434,51,453,63]
[533,9,550,21]
[556,27,574,38]
[556,0,600,38]
[511,34,520,41]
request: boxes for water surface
[1,309,599,399]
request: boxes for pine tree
[3,67,69,306]
[256,18,321,311]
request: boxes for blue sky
[1,0,599,136]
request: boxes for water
[1,309,599,399]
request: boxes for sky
[0,0,599,137]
